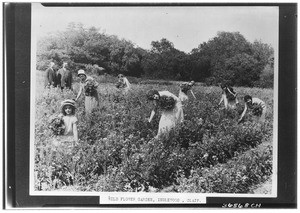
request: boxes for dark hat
[146,89,160,100]
[220,83,227,89]
[244,95,252,103]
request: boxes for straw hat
[77,69,86,77]
[61,99,76,109]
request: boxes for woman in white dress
[178,81,196,103]
[218,84,239,109]
[75,69,99,115]
[238,95,266,123]
[116,74,131,94]
[147,89,184,139]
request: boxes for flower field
[33,71,274,193]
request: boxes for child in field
[147,89,184,139]
[49,99,78,147]
[238,95,266,124]
[75,69,99,115]
[218,84,239,109]
[178,81,196,103]
[116,74,131,94]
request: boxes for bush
[254,64,274,88]
[176,144,272,193]
[85,64,105,76]
[204,77,216,86]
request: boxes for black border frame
[4,2,297,208]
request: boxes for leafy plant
[34,80,273,192]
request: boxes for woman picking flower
[116,74,131,94]
[178,81,196,103]
[75,69,99,115]
[218,84,239,109]
[238,95,266,124]
[147,89,184,139]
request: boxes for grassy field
[34,71,274,193]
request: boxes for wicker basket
[159,95,176,110]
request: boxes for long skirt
[178,90,188,103]
[85,95,99,114]
[226,98,239,109]
[156,101,184,138]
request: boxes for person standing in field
[238,95,266,124]
[44,62,56,88]
[49,99,79,147]
[54,65,61,88]
[75,69,99,115]
[57,62,73,90]
[218,84,239,109]
[116,74,131,94]
[178,81,196,103]
[147,89,184,139]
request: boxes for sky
[32,3,278,53]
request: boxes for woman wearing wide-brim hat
[75,69,99,115]
[116,74,131,94]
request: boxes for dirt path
[250,178,272,194]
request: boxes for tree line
[37,22,274,88]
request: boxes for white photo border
[29,3,279,204]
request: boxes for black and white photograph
[29,3,279,202]
[3,2,296,208]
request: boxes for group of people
[44,62,73,90]
[217,84,266,123]
[46,63,266,148]
[47,64,131,147]
[146,82,266,139]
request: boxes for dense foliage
[34,72,273,192]
[176,144,272,193]
[37,23,274,88]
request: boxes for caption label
[99,193,206,204]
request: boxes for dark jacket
[44,67,56,87]
[57,68,73,89]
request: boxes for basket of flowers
[84,80,97,96]
[250,103,263,116]
[49,116,65,135]
[180,83,192,94]
[159,95,176,111]
[115,81,125,89]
